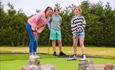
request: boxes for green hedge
[0,1,115,46]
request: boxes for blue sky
[1,0,115,16]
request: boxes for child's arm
[60,16,62,24]
[71,17,75,34]
[47,22,51,30]
[82,17,86,28]
[47,17,52,30]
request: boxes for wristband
[32,30,37,32]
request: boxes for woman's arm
[37,25,46,33]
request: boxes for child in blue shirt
[48,8,66,56]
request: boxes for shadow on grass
[0,53,115,61]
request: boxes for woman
[26,7,53,58]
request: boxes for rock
[78,60,93,70]
[38,64,57,70]
[21,58,57,70]
[78,60,115,70]
[112,65,115,70]
[104,64,113,70]
[28,58,40,66]
[21,64,57,70]
[87,64,105,70]
[22,65,38,70]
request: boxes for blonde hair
[73,6,82,13]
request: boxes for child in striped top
[68,6,87,61]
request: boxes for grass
[0,46,115,58]
[0,54,115,70]
[0,46,115,70]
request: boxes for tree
[0,1,114,46]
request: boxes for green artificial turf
[0,54,115,70]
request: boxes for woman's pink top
[28,12,48,33]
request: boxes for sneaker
[53,51,57,56]
[68,55,77,60]
[34,55,40,58]
[29,55,36,59]
[59,51,66,56]
[80,54,86,61]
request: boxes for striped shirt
[71,15,86,34]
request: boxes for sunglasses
[54,9,60,12]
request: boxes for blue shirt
[48,14,62,30]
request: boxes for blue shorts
[73,32,85,37]
[50,29,61,40]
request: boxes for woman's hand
[33,31,39,39]
[37,25,46,33]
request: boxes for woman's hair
[44,6,53,13]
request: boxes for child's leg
[79,36,86,55]
[57,30,62,52]
[57,30,66,55]
[50,29,57,53]
[58,40,66,56]
[52,40,56,52]
[58,40,62,52]
[68,35,78,60]
[79,32,86,60]
[73,35,78,55]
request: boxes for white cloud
[1,0,114,16]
